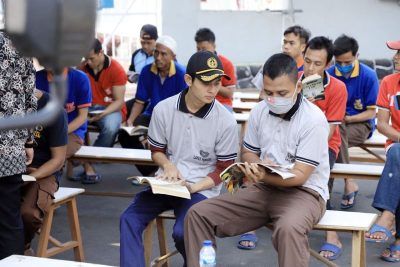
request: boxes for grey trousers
[184,184,325,267]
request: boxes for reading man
[184,53,330,267]
[119,51,238,267]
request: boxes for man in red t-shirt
[74,38,127,184]
[365,40,400,262]
[194,28,237,111]
[302,37,347,261]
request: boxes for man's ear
[184,74,193,87]
[296,79,303,93]
[300,43,307,53]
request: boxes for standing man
[119,36,187,176]
[120,51,238,267]
[194,28,237,111]
[185,53,330,267]
[127,24,158,83]
[21,90,68,255]
[78,38,127,184]
[35,67,92,178]
[0,30,37,259]
[300,36,348,260]
[327,35,379,209]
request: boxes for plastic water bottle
[199,240,216,267]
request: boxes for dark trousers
[326,148,337,210]
[0,174,24,259]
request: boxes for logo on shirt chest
[285,152,296,163]
[353,99,363,110]
[65,102,76,113]
[193,150,211,162]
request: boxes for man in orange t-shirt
[302,36,347,261]
[75,38,127,184]
[194,28,237,111]
[365,40,400,262]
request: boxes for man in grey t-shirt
[120,51,239,267]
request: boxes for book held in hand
[120,125,148,136]
[127,176,191,199]
[301,74,325,101]
[22,175,36,182]
[220,163,295,194]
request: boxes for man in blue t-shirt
[21,90,68,255]
[119,35,187,176]
[36,67,92,179]
[327,34,379,210]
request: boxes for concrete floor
[30,158,395,267]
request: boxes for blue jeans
[120,188,207,267]
[89,105,121,147]
[372,143,400,216]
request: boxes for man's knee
[273,219,307,240]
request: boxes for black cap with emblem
[186,50,231,82]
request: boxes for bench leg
[309,249,339,267]
[67,198,85,262]
[144,220,154,267]
[156,218,169,267]
[351,230,366,267]
[36,206,55,257]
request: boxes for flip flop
[319,242,343,261]
[237,233,258,250]
[365,223,393,243]
[340,190,358,209]
[81,173,101,184]
[381,244,400,262]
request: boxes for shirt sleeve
[325,82,347,124]
[76,72,92,108]
[23,58,37,139]
[148,104,167,151]
[135,68,150,102]
[222,60,237,87]
[295,124,329,167]
[111,62,128,86]
[47,110,68,147]
[365,71,379,109]
[251,69,263,91]
[243,108,261,154]
[376,78,390,111]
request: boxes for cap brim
[386,40,400,50]
[196,70,231,82]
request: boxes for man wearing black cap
[120,51,239,267]
[127,24,158,83]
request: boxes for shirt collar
[334,59,360,78]
[268,93,302,121]
[150,60,177,77]
[85,54,110,81]
[176,89,214,119]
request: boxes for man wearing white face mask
[185,53,330,267]
[327,35,379,210]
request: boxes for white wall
[162,0,400,65]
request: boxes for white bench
[37,187,85,261]
[232,100,257,113]
[350,133,386,163]
[330,163,383,180]
[147,210,377,267]
[0,255,112,267]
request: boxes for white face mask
[265,86,298,114]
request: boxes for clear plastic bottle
[199,240,216,267]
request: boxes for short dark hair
[333,34,359,56]
[284,25,311,44]
[263,53,298,84]
[194,28,216,44]
[92,38,103,54]
[305,36,334,65]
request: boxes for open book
[22,174,36,182]
[120,125,148,136]
[220,163,295,193]
[302,74,325,100]
[127,176,191,199]
[88,110,104,116]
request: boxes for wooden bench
[232,101,257,113]
[330,163,383,180]
[350,133,386,163]
[36,187,85,261]
[145,210,377,267]
[0,255,112,267]
[233,91,260,102]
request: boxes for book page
[22,175,36,182]
[120,126,148,136]
[127,176,191,199]
[302,74,325,100]
[259,164,295,179]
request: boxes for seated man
[119,51,239,267]
[364,40,400,262]
[119,35,187,176]
[35,67,92,178]
[21,90,68,255]
[327,35,379,209]
[78,38,127,183]
[185,53,330,267]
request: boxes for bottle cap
[203,240,212,246]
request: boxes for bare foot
[320,231,342,259]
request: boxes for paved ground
[30,159,396,267]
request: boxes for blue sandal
[381,244,400,262]
[366,223,393,243]
[237,233,258,250]
[319,242,343,261]
[340,190,358,209]
[81,173,101,184]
